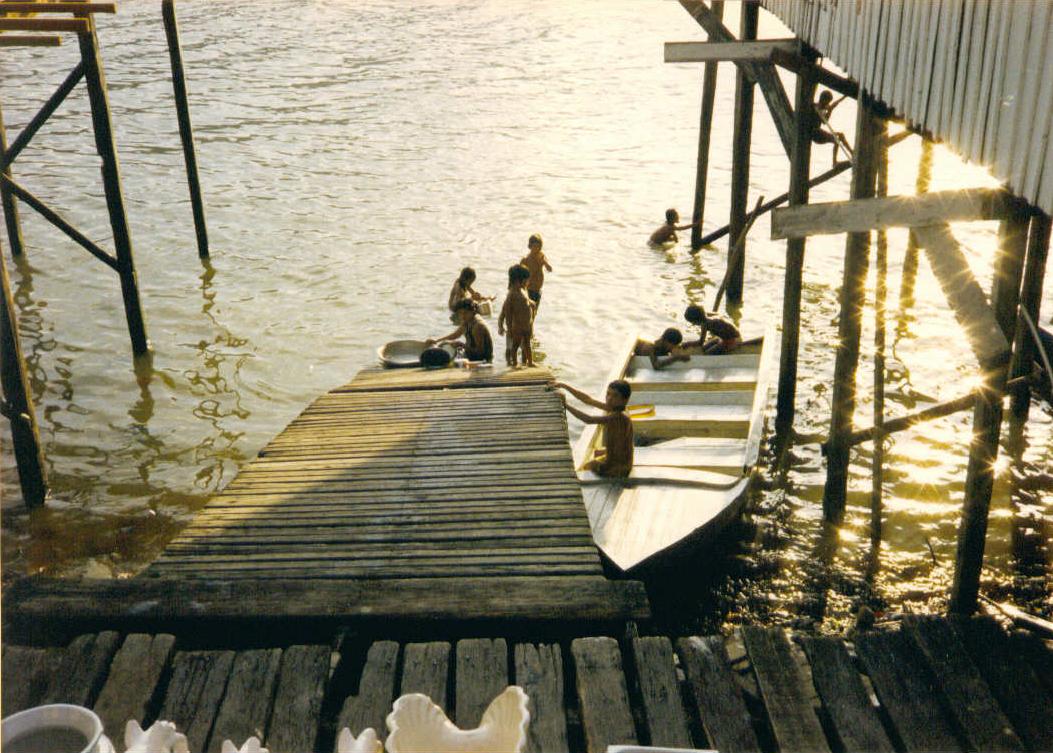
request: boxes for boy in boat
[426,299,494,362]
[684,304,741,354]
[552,380,634,478]
[649,208,697,247]
[498,264,535,367]
[635,327,690,370]
[519,234,552,314]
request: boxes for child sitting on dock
[684,304,741,354]
[552,380,634,478]
[635,327,690,370]
[520,234,552,314]
[648,208,696,247]
[427,299,494,362]
[498,264,535,367]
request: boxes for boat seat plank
[337,641,399,743]
[267,645,331,753]
[676,635,760,753]
[93,633,176,737]
[514,643,568,753]
[629,353,760,371]
[628,365,759,389]
[571,637,638,753]
[634,441,747,471]
[208,649,282,753]
[158,650,237,753]
[455,638,508,728]
[631,636,693,748]
[400,642,451,710]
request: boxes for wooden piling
[774,64,816,435]
[949,205,1029,615]
[0,242,48,507]
[1009,211,1051,418]
[725,0,757,306]
[871,130,889,545]
[77,23,150,356]
[822,97,882,521]
[689,0,723,251]
[897,138,933,313]
[0,100,26,259]
[162,0,209,259]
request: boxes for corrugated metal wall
[761,0,1053,216]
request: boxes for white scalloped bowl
[385,686,530,753]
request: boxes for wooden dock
[3,616,1052,753]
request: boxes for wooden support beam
[689,0,723,251]
[0,17,88,32]
[1009,212,1051,417]
[771,188,1011,240]
[664,39,798,64]
[823,97,882,521]
[726,0,756,307]
[0,3,116,13]
[871,130,890,545]
[913,224,1010,370]
[2,62,86,171]
[678,0,795,156]
[0,99,26,260]
[0,34,62,46]
[769,47,858,99]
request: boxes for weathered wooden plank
[771,188,1010,240]
[158,650,237,753]
[401,642,450,710]
[267,645,331,753]
[338,366,553,392]
[208,649,282,753]
[664,39,798,63]
[903,617,1023,752]
[630,636,692,748]
[93,633,176,736]
[513,643,567,753]
[855,629,963,752]
[1018,1,1053,199]
[800,636,895,752]
[570,637,637,753]
[42,631,122,707]
[676,635,758,753]
[455,638,508,728]
[337,641,399,743]
[1,646,62,716]
[1010,632,1053,699]
[741,627,830,753]
[914,223,1010,368]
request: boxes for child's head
[606,379,631,410]
[817,90,833,106]
[660,327,684,346]
[684,304,707,326]
[665,208,679,224]
[528,234,543,251]
[508,264,531,288]
[453,298,478,323]
[458,267,477,288]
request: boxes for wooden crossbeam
[678,0,795,156]
[0,33,60,45]
[0,2,115,12]
[0,17,88,31]
[771,188,1011,240]
[664,39,798,64]
[770,48,858,99]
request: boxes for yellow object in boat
[627,404,655,418]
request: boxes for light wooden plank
[676,635,758,753]
[1020,1,1053,199]
[949,0,981,147]
[337,641,399,743]
[992,0,1035,182]
[571,637,637,753]
[401,642,450,710]
[0,2,116,12]
[980,0,1015,165]
[455,638,508,728]
[514,643,568,753]
[969,0,1005,158]
[93,634,176,737]
[630,636,692,749]
[771,188,1010,240]
[266,645,331,753]
[664,39,798,64]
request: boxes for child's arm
[649,350,691,370]
[543,254,552,272]
[427,323,466,345]
[552,382,607,410]
[498,298,508,335]
[563,402,612,425]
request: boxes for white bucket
[1,704,105,753]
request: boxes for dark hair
[508,264,531,286]
[453,299,478,314]
[528,233,543,248]
[684,305,706,325]
[661,327,683,345]
[608,379,632,401]
[665,208,679,224]
[817,90,833,104]
[457,267,476,288]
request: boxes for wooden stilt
[77,24,150,356]
[162,0,209,259]
[871,128,890,546]
[897,139,933,313]
[949,205,1029,615]
[726,0,757,306]
[690,1,723,251]
[822,97,882,522]
[0,242,47,507]
[774,64,816,435]
[0,100,27,259]
[1009,212,1051,418]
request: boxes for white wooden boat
[572,329,774,573]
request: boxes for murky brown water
[1,0,1050,632]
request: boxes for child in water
[448,266,490,322]
[427,299,494,362]
[552,380,634,477]
[635,327,690,369]
[684,305,741,354]
[649,208,697,247]
[520,234,552,314]
[498,264,535,367]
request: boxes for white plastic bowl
[1,704,105,753]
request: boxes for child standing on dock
[648,208,696,247]
[684,305,741,354]
[498,264,535,367]
[520,234,552,314]
[635,328,690,370]
[427,300,494,362]
[552,380,634,478]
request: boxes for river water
[1,0,1050,632]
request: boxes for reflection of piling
[0,246,47,507]
[1008,213,1051,419]
[725,1,756,307]
[689,1,722,251]
[822,99,882,521]
[897,139,933,313]
[162,0,209,259]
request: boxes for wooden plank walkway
[4,616,1051,753]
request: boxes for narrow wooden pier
[3,616,1051,753]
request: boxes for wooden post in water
[870,128,889,545]
[162,0,209,259]
[0,100,26,259]
[0,242,47,507]
[1008,211,1051,419]
[689,0,723,251]
[77,20,150,356]
[725,0,757,306]
[822,96,881,522]
[774,63,816,436]
[949,203,1029,615]
[897,138,933,313]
